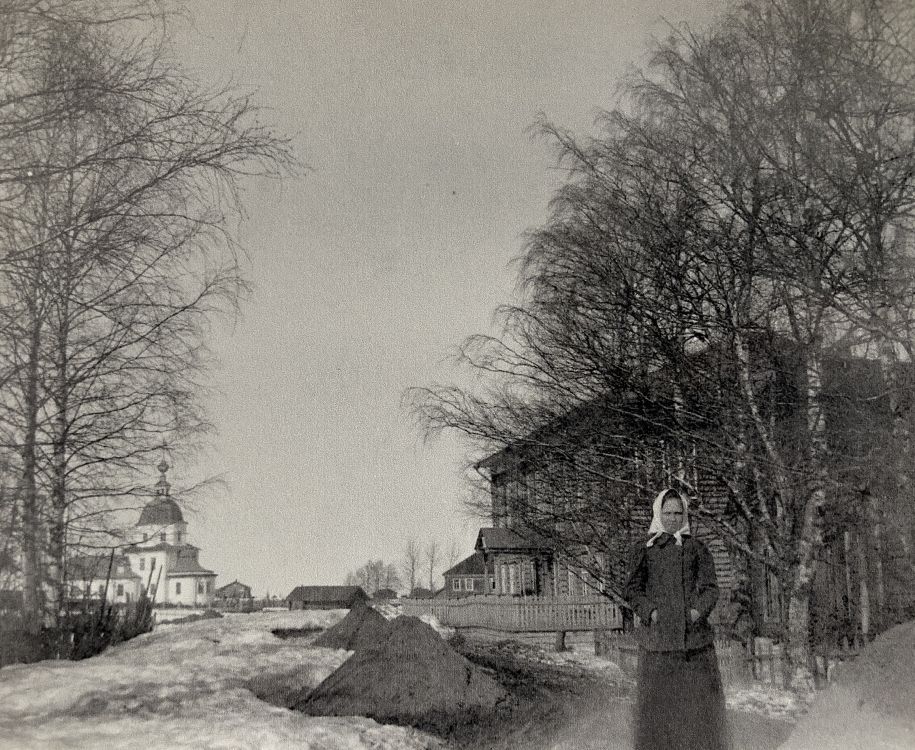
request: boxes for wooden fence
[401,594,623,632]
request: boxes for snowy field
[0,604,822,750]
[0,610,443,750]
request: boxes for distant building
[286,585,368,610]
[69,461,217,607]
[442,551,495,598]
[214,580,253,602]
[372,587,398,600]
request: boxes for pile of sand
[780,620,915,749]
[312,603,391,651]
[293,615,508,724]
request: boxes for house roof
[124,542,176,553]
[68,554,141,581]
[137,496,184,527]
[475,527,553,552]
[167,561,216,577]
[214,580,252,596]
[166,546,215,577]
[285,585,368,603]
[443,551,487,577]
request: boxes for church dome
[137,457,184,526]
[138,496,184,526]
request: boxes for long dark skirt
[634,645,731,750]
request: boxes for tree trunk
[870,496,886,631]
[785,351,828,690]
[19,304,44,636]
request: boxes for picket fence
[401,594,623,632]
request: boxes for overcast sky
[169,0,725,597]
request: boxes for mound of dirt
[293,615,508,724]
[311,602,390,651]
[780,621,915,749]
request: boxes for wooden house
[214,580,254,610]
[469,347,915,646]
[442,551,495,597]
[285,585,368,610]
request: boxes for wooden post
[843,530,854,636]
[869,494,886,631]
[856,529,871,639]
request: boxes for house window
[139,558,145,571]
[452,579,461,591]
[175,582,181,595]
[197,581,204,594]
[150,557,156,570]
[160,533,166,542]
[176,531,182,543]
[464,578,474,591]
[116,584,124,596]
[490,577,496,591]
[207,580,213,593]
[142,533,148,542]
[98,584,105,596]
[150,584,157,596]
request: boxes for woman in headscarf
[624,487,731,750]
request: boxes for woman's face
[660,495,685,533]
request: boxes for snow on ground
[530,642,805,724]
[372,602,456,640]
[0,609,444,750]
[539,647,629,680]
[779,621,915,750]
[153,608,207,623]
[726,685,810,723]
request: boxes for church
[70,460,217,607]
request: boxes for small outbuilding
[286,585,368,610]
[442,551,494,597]
[372,587,398,601]
[213,580,254,611]
[214,580,253,601]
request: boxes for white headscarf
[646,488,691,547]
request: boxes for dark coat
[624,535,718,652]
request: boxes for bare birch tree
[0,3,294,633]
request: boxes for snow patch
[0,609,443,749]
